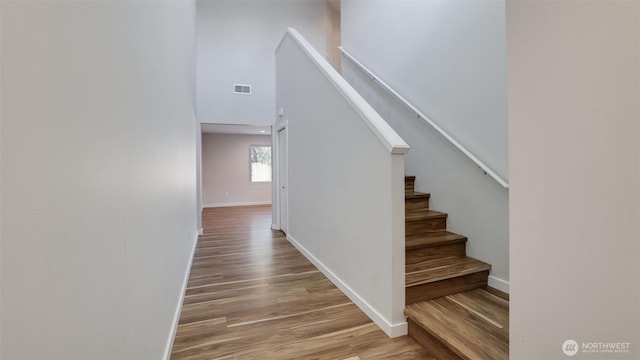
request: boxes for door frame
[272,119,288,232]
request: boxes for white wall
[0,1,198,359]
[276,30,408,337]
[341,0,509,291]
[196,0,326,126]
[201,133,272,207]
[508,1,639,359]
[341,0,508,180]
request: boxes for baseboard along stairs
[403,176,509,360]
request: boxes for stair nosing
[405,210,447,222]
[405,256,491,287]
[405,192,430,199]
[405,231,467,250]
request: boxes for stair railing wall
[340,47,509,190]
[275,28,409,337]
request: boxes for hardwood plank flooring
[404,288,509,360]
[171,205,431,359]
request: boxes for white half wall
[196,0,326,125]
[0,1,198,359]
[201,133,272,207]
[340,0,509,291]
[276,29,408,337]
[508,1,639,358]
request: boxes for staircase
[404,176,509,360]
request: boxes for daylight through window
[250,145,271,182]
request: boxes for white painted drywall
[276,30,407,337]
[197,0,326,125]
[508,1,639,358]
[340,0,509,291]
[0,1,198,359]
[201,133,272,207]
[341,0,508,180]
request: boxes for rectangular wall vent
[234,84,252,95]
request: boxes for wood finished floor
[405,288,509,360]
[171,205,432,360]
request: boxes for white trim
[274,123,289,234]
[275,118,288,132]
[286,233,408,338]
[272,120,288,233]
[488,275,510,294]
[202,201,272,208]
[163,231,199,360]
[278,28,409,155]
[339,46,509,189]
[389,155,407,326]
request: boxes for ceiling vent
[234,84,251,95]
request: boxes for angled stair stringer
[403,176,509,360]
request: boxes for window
[250,145,271,182]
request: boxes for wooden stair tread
[405,192,430,199]
[404,288,509,360]
[406,256,491,287]
[406,231,467,251]
[405,210,447,222]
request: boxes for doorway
[277,126,288,233]
[197,123,272,232]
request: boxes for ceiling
[201,123,271,136]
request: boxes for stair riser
[405,178,415,194]
[406,271,489,304]
[407,318,463,360]
[406,243,466,265]
[405,197,429,214]
[406,218,447,235]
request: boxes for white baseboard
[163,231,199,360]
[203,201,271,208]
[271,223,281,230]
[286,233,407,338]
[488,275,510,294]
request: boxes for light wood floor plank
[171,205,429,359]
